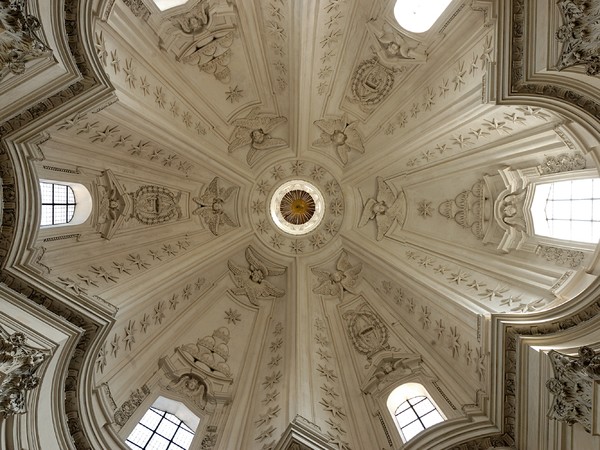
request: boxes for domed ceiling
[2,0,600,449]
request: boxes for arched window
[152,0,189,11]
[40,182,76,226]
[39,181,92,227]
[531,178,600,244]
[393,0,453,33]
[387,383,445,442]
[125,397,199,450]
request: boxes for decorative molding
[536,245,585,268]
[192,177,239,236]
[122,0,150,21]
[311,250,362,301]
[0,0,52,80]
[538,152,586,174]
[358,177,407,240]
[201,425,218,449]
[362,352,422,394]
[0,326,50,416]
[313,115,365,165]
[228,107,287,165]
[546,346,600,433]
[113,385,150,427]
[227,246,286,305]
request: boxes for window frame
[386,382,446,444]
[530,173,600,247]
[38,180,93,228]
[125,405,196,450]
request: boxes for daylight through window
[40,182,76,226]
[125,406,195,450]
[393,0,453,33]
[531,178,600,243]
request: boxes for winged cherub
[311,251,362,301]
[358,177,407,241]
[228,107,287,165]
[192,177,238,236]
[313,114,364,165]
[228,246,286,305]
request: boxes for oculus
[270,180,325,235]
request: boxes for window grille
[125,406,195,450]
[40,182,76,226]
[393,395,444,442]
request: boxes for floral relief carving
[0,327,50,416]
[546,346,600,433]
[536,245,585,268]
[0,0,52,79]
[358,177,407,241]
[538,152,586,174]
[313,115,364,165]
[228,107,288,165]
[192,177,239,236]
[311,250,362,301]
[227,246,286,305]
[114,385,150,427]
[555,1,600,75]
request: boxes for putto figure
[228,107,287,165]
[312,250,362,301]
[358,177,406,240]
[228,246,286,305]
[192,177,238,236]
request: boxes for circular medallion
[250,161,344,255]
[271,180,325,235]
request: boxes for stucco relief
[546,346,600,433]
[192,177,239,236]
[358,177,407,241]
[228,246,286,305]
[228,108,288,165]
[0,326,49,416]
[555,0,600,75]
[0,0,51,80]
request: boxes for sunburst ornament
[280,190,315,225]
[270,180,325,235]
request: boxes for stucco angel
[192,177,238,236]
[228,107,288,165]
[311,251,362,301]
[171,1,210,35]
[228,246,286,305]
[358,177,406,241]
[313,115,365,165]
[366,20,426,66]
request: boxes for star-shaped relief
[224,308,241,325]
[448,270,470,285]
[263,371,282,389]
[153,302,165,324]
[111,334,120,357]
[140,314,151,333]
[317,348,331,361]
[320,398,345,418]
[263,390,279,405]
[123,320,136,351]
[317,364,337,382]
[321,384,339,398]
[169,294,180,310]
